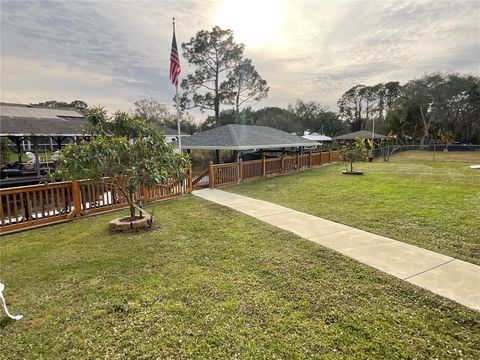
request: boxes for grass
[227,161,480,265]
[0,196,479,358]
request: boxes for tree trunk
[215,65,220,127]
[235,92,240,124]
[129,192,135,221]
[420,106,429,146]
[365,101,369,131]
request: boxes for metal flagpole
[176,83,182,153]
[173,18,182,153]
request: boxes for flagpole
[173,17,182,153]
[176,82,182,153]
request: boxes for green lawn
[228,161,480,265]
[1,196,479,358]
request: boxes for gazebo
[0,102,88,183]
[180,124,318,163]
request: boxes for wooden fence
[0,168,193,235]
[192,150,339,189]
[2,151,339,235]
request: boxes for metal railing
[372,144,480,162]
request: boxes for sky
[1,0,479,120]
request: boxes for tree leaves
[181,26,268,127]
[54,107,190,202]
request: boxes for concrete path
[193,189,480,311]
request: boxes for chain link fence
[372,144,480,162]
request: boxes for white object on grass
[469,165,480,169]
[0,283,23,320]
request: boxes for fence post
[262,157,266,178]
[295,153,299,170]
[72,180,81,216]
[238,159,243,183]
[309,152,312,168]
[208,161,214,188]
[188,165,193,192]
[328,150,331,163]
[142,186,150,202]
[281,155,284,173]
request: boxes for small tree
[340,138,368,173]
[54,107,190,221]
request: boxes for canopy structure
[333,130,388,140]
[0,102,86,137]
[180,124,318,151]
[0,102,88,185]
[302,132,332,142]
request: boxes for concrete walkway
[193,189,480,311]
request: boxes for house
[154,126,190,145]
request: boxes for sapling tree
[340,138,368,173]
[54,107,190,221]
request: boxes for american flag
[170,29,181,86]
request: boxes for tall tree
[385,73,479,144]
[289,100,346,136]
[337,85,365,131]
[133,98,199,134]
[225,58,269,122]
[162,112,200,135]
[181,26,244,127]
[132,98,173,124]
[253,107,302,134]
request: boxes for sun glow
[216,0,285,48]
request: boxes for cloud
[1,0,479,116]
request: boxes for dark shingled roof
[0,102,86,136]
[333,130,388,140]
[180,124,318,150]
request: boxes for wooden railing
[0,167,192,235]
[0,181,74,232]
[241,159,262,181]
[192,169,209,188]
[211,163,239,187]
[207,150,339,188]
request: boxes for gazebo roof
[333,130,388,140]
[0,102,86,137]
[180,124,318,150]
